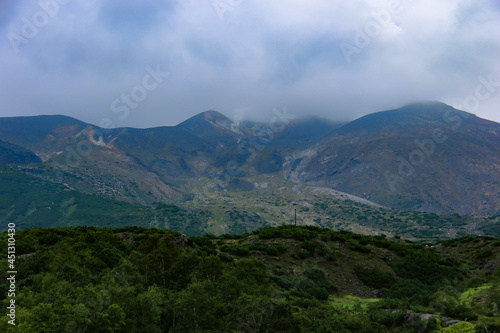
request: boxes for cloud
[0,0,499,128]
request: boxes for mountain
[177,110,240,140]
[0,139,41,165]
[0,102,498,225]
[0,112,241,201]
[285,102,500,215]
[0,115,88,161]
[271,116,345,149]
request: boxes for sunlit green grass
[330,295,379,311]
[460,283,493,304]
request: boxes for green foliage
[220,243,250,256]
[431,287,477,320]
[392,250,460,287]
[218,251,234,263]
[355,266,396,289]
[368,308,407,328]
[292,248,311,259]
[476,316,500,332]
[438,321,475,332]
[348,240,372,253]
[476,249,493,259]
[257,225,321,241]
[381,279,433,305]
[218,240,288,257]
[302,240,330,256]
[270,266,335,301]
[0,226,496,332]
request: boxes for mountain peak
[177,110,239,139]
[178,110,232,128]
[200,110,231,121]
[402,101,450,109]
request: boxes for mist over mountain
[285,102,500,215]
[0,102,498,220]
[2,3,500,331]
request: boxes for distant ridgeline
[0,102,499,239]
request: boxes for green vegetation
[354,266,395,289]
[0,165,212,235]
[2,164,500,240]
[332,295,379,311]
[0,225,499,332]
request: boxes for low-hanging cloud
[0,0,499,128]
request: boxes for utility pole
[294,208,297,226]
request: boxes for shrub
[372,238,391,249]
[302,240,330,257]
[292,249,311,260]
[381,279,433,305]
[297,278,330,300]
[392,251,460,286]
[477,316,500,333]
[354,266,396,289]
[219,244,250,256]
[304,267,326,282]
[267,242,287,255]
[476,249,493,259]
[218,252,234,263]
[348,241,371,253]
[247,241,269,252]
[369,309,406,328]
[257,226,318,241]
[389,242,411,256]
[438,321,475,332]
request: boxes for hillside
[0,102,498,236]
[0,140,41,165]
[286,102,500,215]
[2,164,500,239]
[1,225,500,332]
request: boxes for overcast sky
[1,0,499,128]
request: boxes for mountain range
[0,102,499,236]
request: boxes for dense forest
[1,225,500,332]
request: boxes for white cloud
[0,0,499,127]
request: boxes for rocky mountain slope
[0,102,498,218]
[285,102,500,216]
